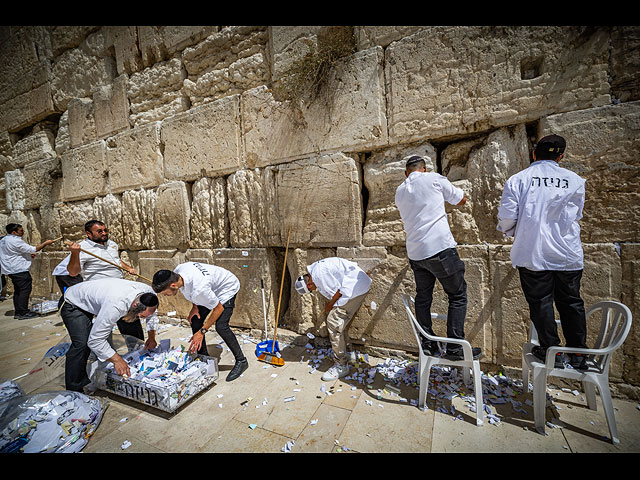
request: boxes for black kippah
[152,269,172,285]
[139,292,159,307]
[405,155,424,167]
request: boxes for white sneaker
[322,363,350,381]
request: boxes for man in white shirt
[152,262,247,382]
[497,134,587,370]
[61,278,159,391]
[294,257,372,381]
[0,223,56,319]
[395,155,482,361]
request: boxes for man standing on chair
[497,134,587,370]
[152,262,248,382]
[395,155,482,361]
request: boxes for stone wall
[1,26,639,392]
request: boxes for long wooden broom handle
[64,240,152,283]
[271,226,291,352]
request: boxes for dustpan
[255,278,281,357]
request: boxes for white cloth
[64,278,158,362]
[77,239,124,281]
[52,255,71,276]
[307,257,371,308]
[497,160,585,271]
[0,234,36,274]
[174,262,240,309]
[395,171,464,261]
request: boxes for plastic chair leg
[596,380,620,444]
[522,356,531,392]
[532,367,548,435]
[583,381,597,411]
[472,361,484,426]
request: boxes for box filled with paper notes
[91,339,218,413]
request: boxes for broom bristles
[258,352,285,366]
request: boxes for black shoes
[532,346,564,369]
[226,358,248,382]
[568,353,588,371]
[443,347,483,361]
[15,311,39,320]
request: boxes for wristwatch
[200,327,208,335]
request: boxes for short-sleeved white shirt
[174,262,240,310]
[497,160,585,271]
[77,239,124,281]
[0,234,36,274]
[64,278,159,362]
[395,171,464,261]
[307,257,371,307]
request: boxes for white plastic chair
[402,294,484,426]
[521,300,632,444]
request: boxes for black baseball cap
[535,134,566,158]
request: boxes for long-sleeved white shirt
[64,278,158,362]
[497,160,585,271]
[174,262,240,309]
[0,234,36,274]
[307,257,371,307]
[395,171,464,261]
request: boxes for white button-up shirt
[0,234,36,275]
[174,262,240,309]
[497,160,585,271]
[77,239,124,281]
[307,257,371,307]
[395,171,464,261]
[64,278,158,362]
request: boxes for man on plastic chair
[497,134,588,370]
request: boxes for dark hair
[152,269,181,293]
[139,292,159,307]
[84,219,105,232]
[5,223,21,234]
[534,134,566,161]
[405,155,426,173]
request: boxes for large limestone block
[92,193,124,246]
[50,43,115,111]
[0,83,56,132]
[60,140,108,201]
[94,74,130,138]
[362,143,436,247]
[276,153,363,248]
[128,57,188,128]
[539,101,640,242]
[137,26,217,66]
[135,249,189,316]
[356,26,425,49]
[190,177,228,249]
[11,130,56,168]
[106,122,164,193]
[161,95,242,181]
[445,179,481,245]
[441,125,530,243]
[68,97,96,148]
[620,243,640,385]
[5,169,25,211]
[57,200,95,240]
[227,167,279,247]
[184,248,280,331]
[121,188,157,251]
[385,26,611,143]
[155,181,190,250]
[269,26,322,80]
[106,26,143,76]
[610,26,640,103]
[242,47,387,167]
[22,157,61,209]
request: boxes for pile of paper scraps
[0,391,106,453]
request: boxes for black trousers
[8,271,32,316]
[518,267,587,351]
[60,302,94,392]
[409,248,467,354]
[190,294,245,362]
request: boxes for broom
[257,226,291,366]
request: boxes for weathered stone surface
[620,243,640,384]
[610,26,640,103]
[154,181,190,250]
[121,188,157,251]
[362,143,436,247]
[57,199,94,240]
[68,97,96,148]
[227,168,279,248]
[54,110,70,155]
[22,157,61,209]
[137,26,217,66]
[106,122,163,193]
[385,26,611,143]
[276,153,363,248]
[4,169,24,211]
[540,101,640,243]
[356,26,425,49]
[269,26,322,80]
[94,74,130,138]
[106,26,143,76]
[128,57,188,128]
[92,193,124,246]
[11,130,56,168]
[135,249,189,315]
[190,176,228,249]
[161,95,242,181]
[242,47,387,167]
[0,83,56,132]
[60,140,108,201]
